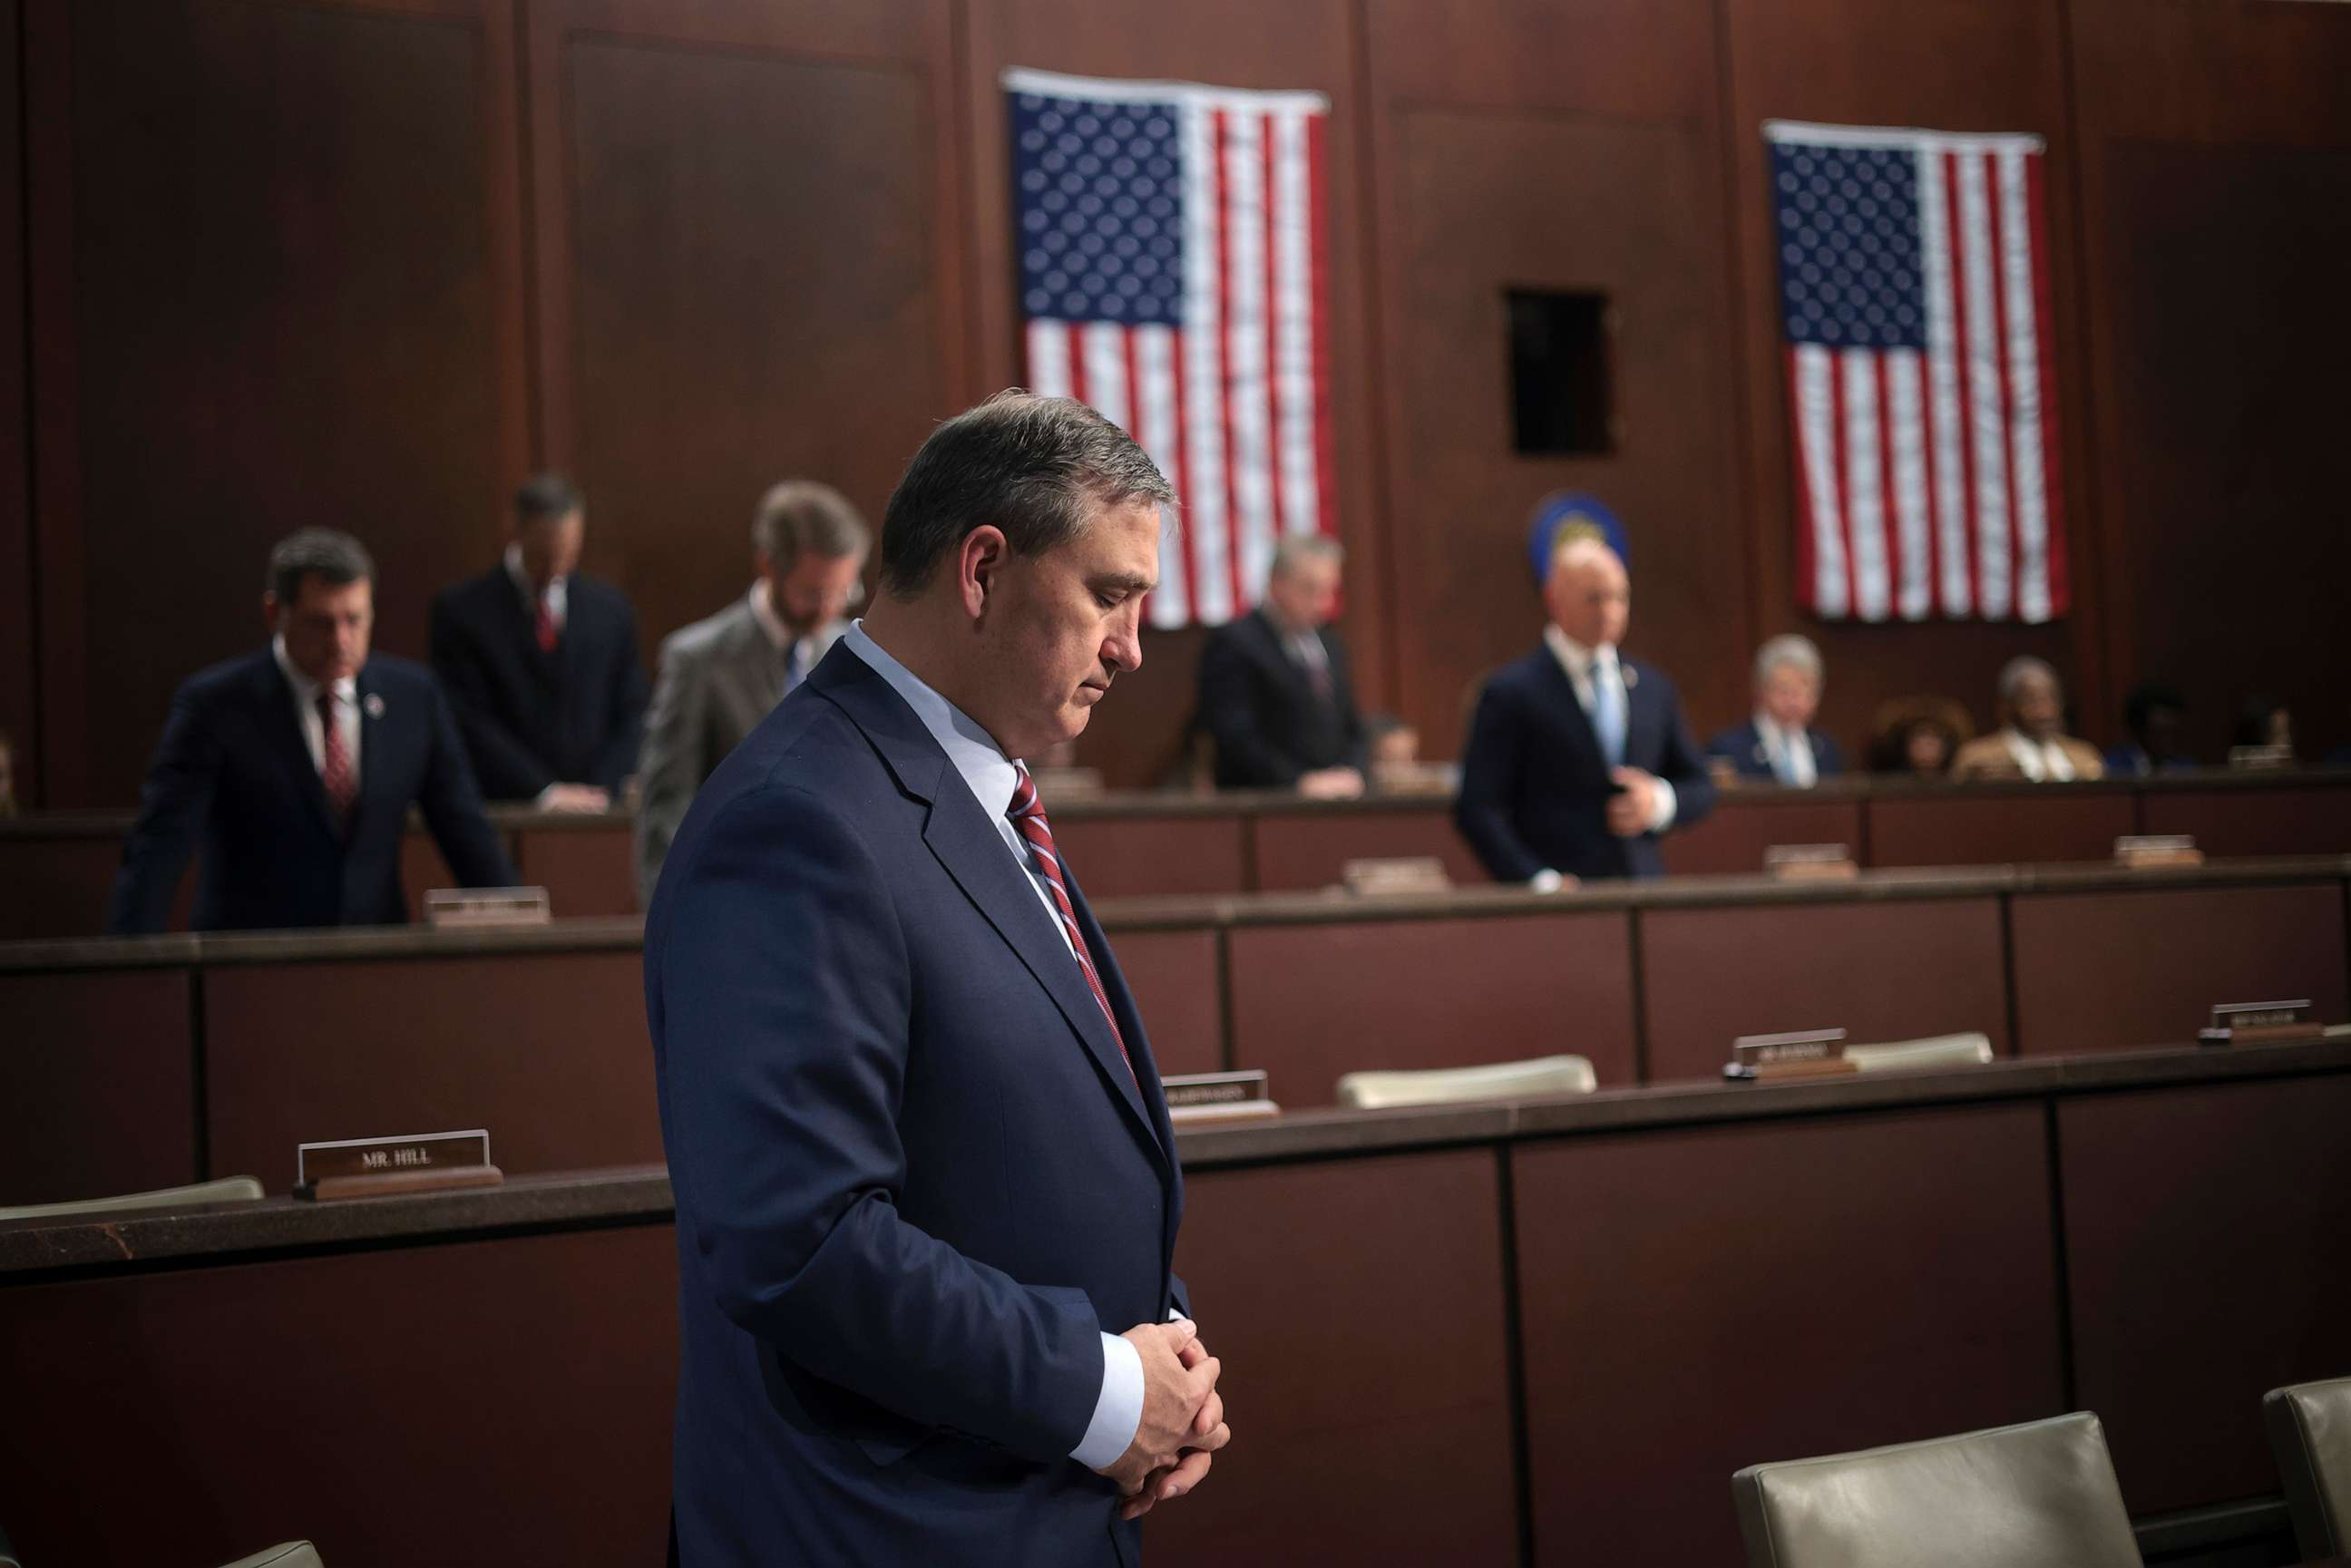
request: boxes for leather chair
[0,1176,265,1223]
[2266,1376,2351,1557]
[218,1544,322,1568]
[1336,1054,1595,1109]
[1732,1412,2139,1568]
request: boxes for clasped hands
[1605,766,1660,837]
[1095,1318,1230,1523]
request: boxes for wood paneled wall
[5,0,2348,804]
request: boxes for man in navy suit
[107,529,515,933]
[646,394,1228,1567]
[1457,531,1715,882]
[429,473,647,809]
[1704,634,1845,785]
[1196,534,1371,797]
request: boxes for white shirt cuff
[1069,1331,1144,1468]
[1529,869,1566,894]
[1647,778,1678,833]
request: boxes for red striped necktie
[1006,766,1136,1088]
[317,690,356,823]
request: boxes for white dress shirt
[840,622,1143,1468]
[1752,712,1819,788]
[2002,727,2077,782]
[273,636,361,788]
[749,580,824,691]
[504,543,567,634]
[1533,626,1676,892]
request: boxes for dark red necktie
[533,589,559,654]
[1006,768,1136,1087]
[317,691,356,823]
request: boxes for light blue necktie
[1590,656,1627,769]
[783,641,807,696]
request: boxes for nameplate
[1763,843,1858,881]
[2114,833,2203,869]
[2199,998,2324,1047]
[295,1129,503,1201]
[1724,1028,1857,1081]
[2227,744,2293,772]
[1341,856,1452,897]
[1162,1070,1280,1123]
[424,886,551,930]
[1028,766,1107,801]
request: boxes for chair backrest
[2266,1376,2351,1557]
[1732,1412,2140,1568]
[0,1176,265,1223]
[1335,1054,1595,1109]
[217,1543,323,1568]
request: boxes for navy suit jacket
[428,566,648,799]
[1456,646,1717,881]
[106,650,515,932]
[645,642,1187,1568]
[1702,718,1846,782]
[1196,609,1368,787]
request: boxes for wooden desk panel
[2010,882,2349,1054]
[1514,1104,2064,1568]
[1247,807,1488,892]
[1225,911,1637,1104]
[1868,791,2135,868]
[2060,1074,2351,1514]
[1152,1150,1517,1567]
[1053,814,1249,900]
[1112,928,1225,1077]
[1638,897,2010,1082]
[0,969,195,1204]
[2142,784,2351,859]
[0,1222,678,1568]
[512,820,639,916]
[203,950,660,1192]
[1662,794,1865,876]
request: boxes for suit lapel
[812,648,1169,1171]
[1532,649,1608,777]
[260,654,343,839]
[1622,659,1662,766]
[353,666,396,836]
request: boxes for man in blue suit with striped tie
[1457,530,1715,883]
[646,394,1228,1566]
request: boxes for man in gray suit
[635,481,871,902]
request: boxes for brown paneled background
[8,0,2351,805]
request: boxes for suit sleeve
[590,596,649,794]
[1454,679,1546,883]
[1654,689,1716,830]
[1198,629,1301,788]
[415,678,520,888]
[655,784,1105,1463]
[105,682,221,934]
[429,595,553,801]
[633,633,708,907]
[1814,732,1845,777]
[1332,637,1371,774]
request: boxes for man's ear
[261,591,282,636]
[958,527,1008,622]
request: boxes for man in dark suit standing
[647,394,1228,1567]
[1196,534,1370,797]
[1457,531,1715,883]
[1704,634,1845,785]
[429,473,647,810]
[108,529,515,933]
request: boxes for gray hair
[1270,534,1344,579]
[752,481,870,572]
[1753,634,1823,690]
[879,390,1175,598]
[1998,655,2061,706]
[267,527,375,606]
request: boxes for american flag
[1766,121,2068,623]
[1006,68,1335,629]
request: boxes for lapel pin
[364,694,385,719]
[1623,665,1640,690]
